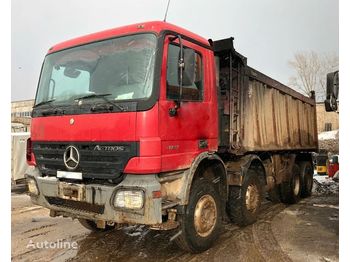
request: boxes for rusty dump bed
[214,38,318,154]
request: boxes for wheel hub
[246,184,259,212]
[194,195,217,237]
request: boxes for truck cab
[27,21,224,252]
[30,21,218,174]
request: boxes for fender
[177,151,227,205]
[226,154,266,186]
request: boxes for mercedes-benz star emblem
[63,145,80,170]
[70,118,75,125]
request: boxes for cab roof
[48,21,211,54]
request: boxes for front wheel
[175,178,222,253]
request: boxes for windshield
[35,33,157,106]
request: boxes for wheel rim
[246,184,259,212]
[293,175,300,196]
[194,194,217,237]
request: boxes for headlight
[113,190,144,209]
[27,178,39,196]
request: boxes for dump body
[241,67,318,152]
[214,38,318,154]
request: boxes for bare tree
[288,51,338,101]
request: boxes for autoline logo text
[26,239,78,249]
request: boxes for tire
[78,219,115,232]
[299,161,314,198]
[175,178,222,253]
[227,170,263,226]
[280,164,301,204]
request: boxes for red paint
[123,156,161,173]
[26,138,36,166]
[48,21,210,54]
[32,21,218,175]
[328,163,339,178]
[157,35,218,172]
[152,191,162,199]
[31,112,137,142]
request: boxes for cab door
[158,35,217,172]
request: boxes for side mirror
[168,34,196,117]
[64,67,81,78]
[324,71,339,112]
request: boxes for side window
[166,44,203,101]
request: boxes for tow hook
[150,208,179,230]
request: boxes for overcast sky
[11,0,338,101]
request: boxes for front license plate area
[58,182,85,201]
[57,170,82,180]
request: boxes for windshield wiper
[74,93,111,101]
[33,99,64,116]
[75,93,126,112]
[33,99,56,108]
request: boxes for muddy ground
[11,182,338,262]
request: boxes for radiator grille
[33,142,139,180]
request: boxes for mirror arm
[169,102,179,117]
[169,34,184,117]
[178,35,184,104]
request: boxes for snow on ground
[122,224,150,238]
[313,174,339,195]
[318,129,339,141]
[314,174,330,183]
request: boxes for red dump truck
[26,21,318,252]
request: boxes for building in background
[316,102,339,133]
[11,99,34,132]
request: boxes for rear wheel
[78,219,115,232]
[280,164,301,204]
[299,161,314,197]
[175,178,222,253]
[227,170,263,226]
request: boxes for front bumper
[26,167,162,225]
